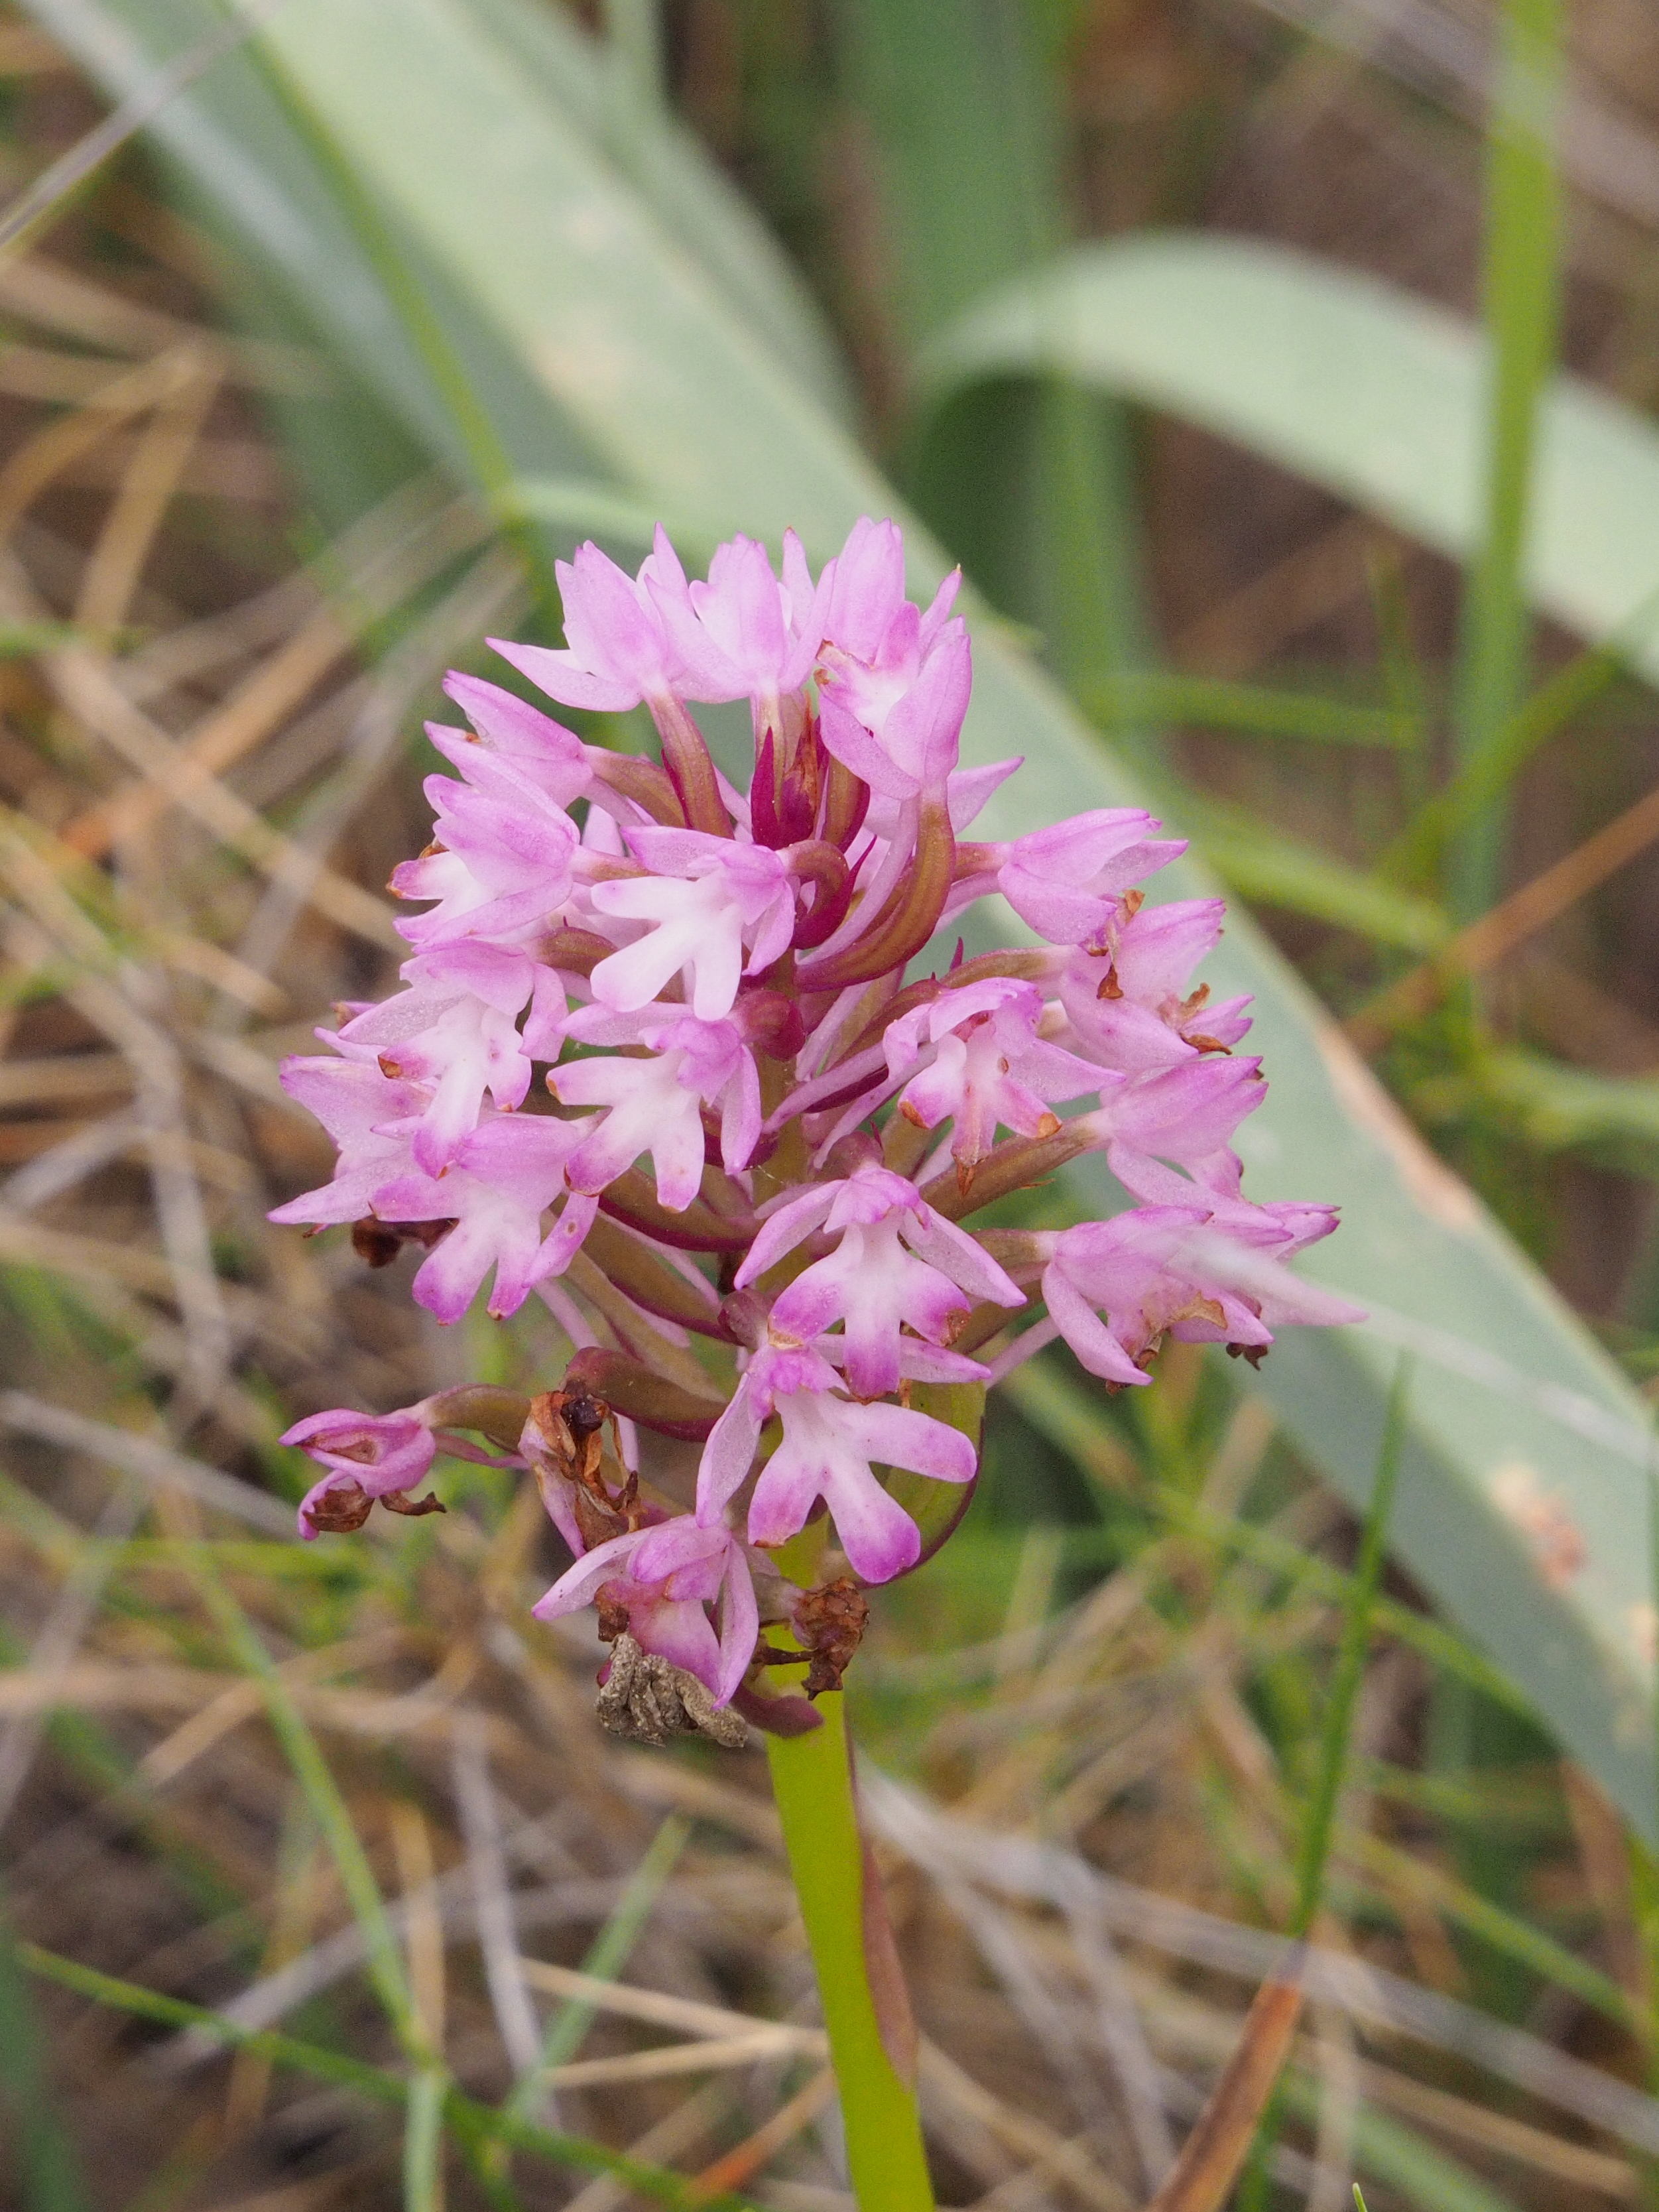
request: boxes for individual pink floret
[281,1406,438,1540]
[1087,1054,1270,1206]
[646,529,826,711]
[587,829,796,1020]
[429,673,597,808]
[887,977,1103,1176]
[487,538,691,714]
[370,1111,595,1321]
[532,1515,758,1707]
[737,1156,1022,1398]
[267,1057,423,1227]
[696,1339,977,1583]
[391,753,580,948]
[1040,1203,1361,1386]
[337,944,566,1174]
[818,621,970,805]
[816,517,962,737]
[554,1006,761,1209]
[950,810,1186,947]
[1059,898,1253,1074]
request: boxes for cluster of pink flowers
[274,519,1359,1735]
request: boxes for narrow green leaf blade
[1166,786,1450,952]
[0,1888,88,2212]
[917,232,1659,690]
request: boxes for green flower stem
[766,1694,934,2212]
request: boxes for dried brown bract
[527,1385,611,1490]
[300,1478,375,1534]
[795,1577,871,1698]
[350,1215,456,1267]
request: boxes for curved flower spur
[272,515,1363,1741]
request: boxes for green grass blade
[0,1890,88,2212]
[1003,1360,1530,1717]
[1217,1361,1408,2211]
[182,1558,420,2052]
[1459,1050,1659,1158]
[1293,1359,1410,1937]
[1448,0,1563,922]
[508,1812,690,2115]
[1276,2079,1522,2212]
[0,0,277,259]
[404,2067,448,2212]
[1384,584,1659,885]
[1091,671,1424,750]
[1356,1833,1638,2032]
[0,624,138,656]
[17,1943,757,2211]
[1160,784,1449,951]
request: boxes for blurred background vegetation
[9,1,1659,2207]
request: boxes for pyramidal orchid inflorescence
[274,517,1361,1743]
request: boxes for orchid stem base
[765,1695,934,2212]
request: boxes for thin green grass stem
[404,2067,448,2212]
[183,1558,424,2056]
[1292,1357,1411,1937]
[1003,1361,1518,1715]
[1088,669,1422,751]
[766,1696,934,2212]
[188,1566,477,2212]
[507,1812,690,2116]
[1449,0,1562,924]
[1032,381,1159,776]
[1383,575,1659,887]
[1238,1358,1410,2212]
[17,1942,754,2212]
[0,1880,88,2212]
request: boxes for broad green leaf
[430,0,855,425]
[916,233,1659,691]
[24,0,1659,1837]
[833,0,1152,731]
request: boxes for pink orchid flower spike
[270,510,1359,1733]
